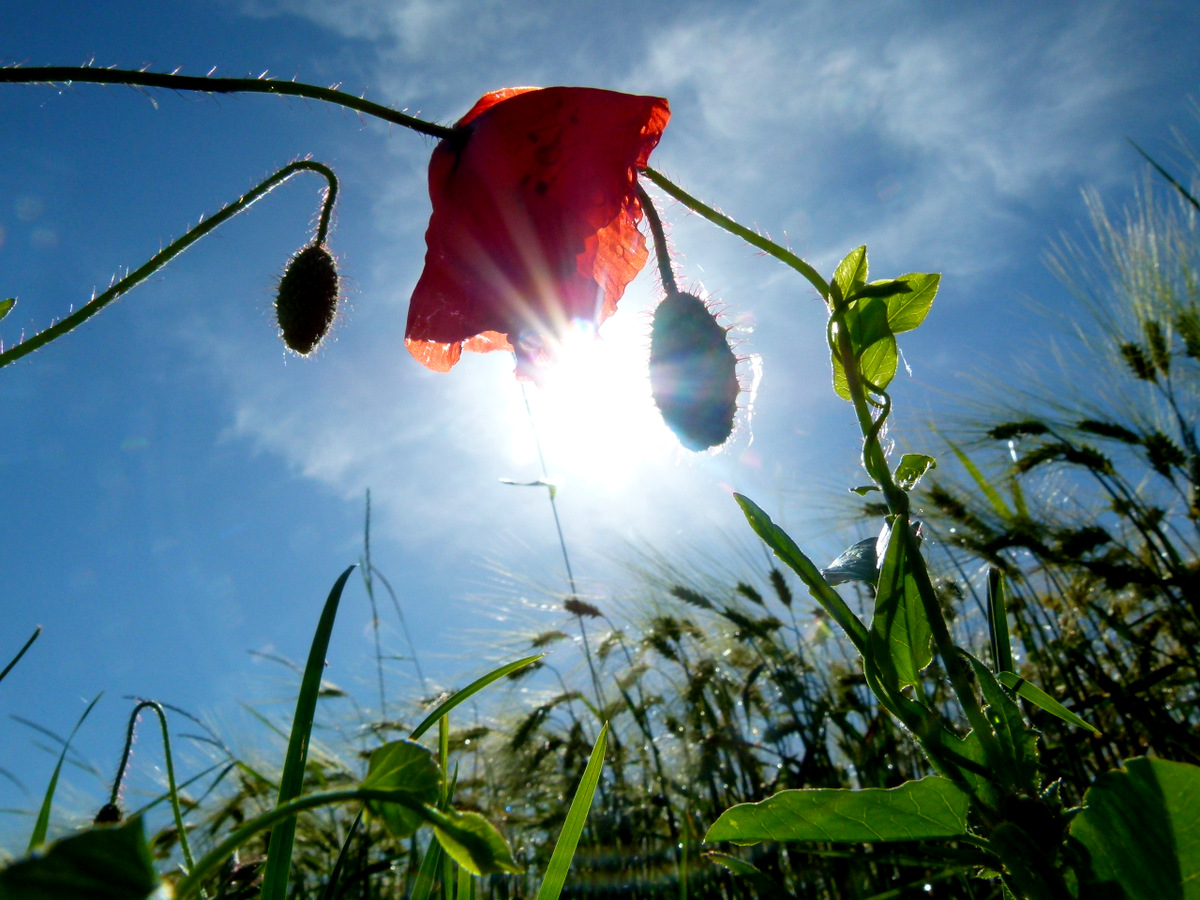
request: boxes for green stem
[828,296,1001,782]
[640,166,830,297]
[0,66,455,140]
[111,702,200,890]
[0,160,337,370]
[635,182,678,294]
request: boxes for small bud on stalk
[275,243,339,355]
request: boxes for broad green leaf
[832,245,868,302]
[735,493,869,655]
[1071,757,1200,899]
[844,296,892,355]
[886,273,939,333]
[960,652,1039,794]
[29,692,102,851]
[0,298,14,321]
[0,818,160,900]
[922,727,1003,812]
[996,672,1100,735]
[535,723,608,900]
[706,776,969,845]
[860,335,899,391]
[871,517,932,690]
[894,454,936,490]
[361,740,442,839]
[426,807,521,876]
[261,565,356,900]
[410,654,543,740]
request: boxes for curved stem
[0,160,338,370]
[640,166,830,297]
[0,66,456,140]
[635,182,677,294]
[110,701,200,889]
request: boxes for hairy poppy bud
[94,802,122,824]
[275,244,339,355]
[649,290,738,451]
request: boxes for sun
[514,315,682,489]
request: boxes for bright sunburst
[514,315,682,489]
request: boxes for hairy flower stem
[636,183,678,294]
[110,701,201,891]
[640,166,830,297]
[0,66,456,140]
[0,160,337,370]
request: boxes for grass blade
[28,692,102,851]
[409,838,444,900]
[259,564,356,900]
[997,672,1101,735]
[987,568,1015,674]
[410,655,543,741]
[1,626,41,685]
[534,722,609,900]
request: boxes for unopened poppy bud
[649,290,738,451]
[275,244,339,355]
[94,802,122,824]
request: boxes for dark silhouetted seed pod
[649,290,738,451]
[275,244,339,355]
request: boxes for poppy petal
[405,87,670,375]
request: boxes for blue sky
[1,0,1198,845]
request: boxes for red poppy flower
[405,86,670,377]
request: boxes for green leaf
[0,819,160,900]
[960,652,1039,795]
[410,654,543,740]
[894,454,936,490]
[261,565,356,900]
[706,776,969,845]
[886,273,939,333]
[995,672,1100,735]
[1071,757,1200,899]
[832,245,868,302]
[844,296,892,355]
[735,494,869,655]
[0,298,14,322]
[29,692,103,851]
[535,722,608,900]
[860,334,899,390]
[830,346,851,402]
[871,516,932,690]
[361,740,443,839]
[821,536,879,587]
[426,807,521,876]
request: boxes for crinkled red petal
[405,86,670,373]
